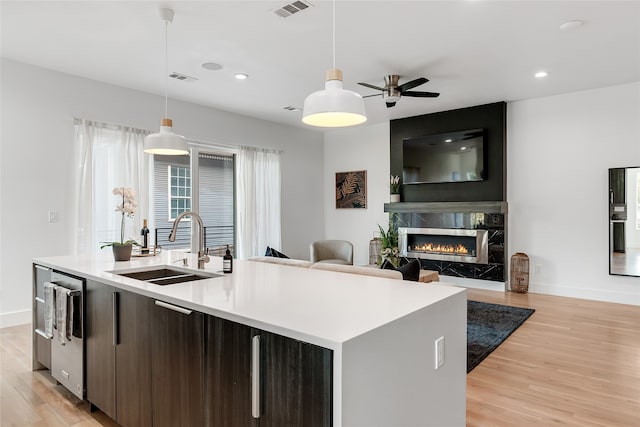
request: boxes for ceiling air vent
[169,72,198,82]
[272,1,313,18]
[283,106,302,112]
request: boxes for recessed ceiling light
[535,71,548,79]
[461,146,467,150]
[202,62,223,71]
[444,139,452,143]
[234,73,249,80]
[560,20,584,31]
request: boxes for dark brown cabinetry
[86,281,116,419]
[609,168,627,253]
[205,318,333,427]
[33,264,52,370]
[610,168,626,205]
[86,281,152,426]
[86,280,332,427]
[259,331,333,427]
[205,316,254,426]
[151,300,205,427]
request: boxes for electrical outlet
[48,210,58,222]
[435,336,445,369]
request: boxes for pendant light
[144,8,189,155]
[302,0,366,128]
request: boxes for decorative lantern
[510,252,530,293]
[369,236,382,266]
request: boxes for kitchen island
[34,250,467,427]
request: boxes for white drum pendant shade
[302,69,367,128]
[144,118,189,155]
[145,8,188,156]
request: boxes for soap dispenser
[141,219,150,254]
[223,245,233,274]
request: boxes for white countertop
[34,250,465,349]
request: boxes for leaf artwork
[335,171,367,209]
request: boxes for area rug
[467,300,535,373]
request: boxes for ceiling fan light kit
[144,7,189,155]
[358,75,440,108]
[302,68,367,127]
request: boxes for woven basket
[510,252,530,293]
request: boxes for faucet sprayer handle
[199,248,210,265]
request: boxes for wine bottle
[223,245,233,273]
[141,219,149,254]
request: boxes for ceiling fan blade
[358,82,385,91]
[397,77,428,92]
[386,102,396,108]
[402,91,440,98]
[362,94,382,98]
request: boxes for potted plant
[390,175,401,203]
[378,213,400,267]
[101,187,138,261]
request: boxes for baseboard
[0,309,31,328]
[529,282,640,306]
[438,275,506,292]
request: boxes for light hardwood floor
[466,288,640,427]
[1,289,639,426]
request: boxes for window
[168,165,191,220]
[154,152,234,252]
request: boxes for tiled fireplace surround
[385,202,507,282]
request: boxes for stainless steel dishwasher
[49,271,85,399]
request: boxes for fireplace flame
[413,243,470,255]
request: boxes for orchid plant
[390,175,401,194]
[100,187,138,248]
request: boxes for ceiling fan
[358,75,440,108]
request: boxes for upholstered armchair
[310,240,353,265]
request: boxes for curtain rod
[73,117,150,134]
[239,145,284,155]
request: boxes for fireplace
[399,227,489,264]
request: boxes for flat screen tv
[402,128,485,184]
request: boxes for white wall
[324,122,390,266]
[0,59,325,326]
[508,82,640,305]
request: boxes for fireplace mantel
[384,201,507,214]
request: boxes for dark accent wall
[390,102,506,202]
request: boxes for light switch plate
[48,210,58,222]
[435,336,445,369]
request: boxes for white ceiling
[2,1,639,130]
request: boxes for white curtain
[73,119,151,254]
[236,146,282,259]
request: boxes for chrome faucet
[168,211,209,269]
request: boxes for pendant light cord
[332,0,336,69]
[164,19,169,119]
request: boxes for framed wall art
[335,170,367,209]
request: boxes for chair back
[310,240,354,265]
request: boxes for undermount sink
[112,266,222,285]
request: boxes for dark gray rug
[467,300,535,373]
